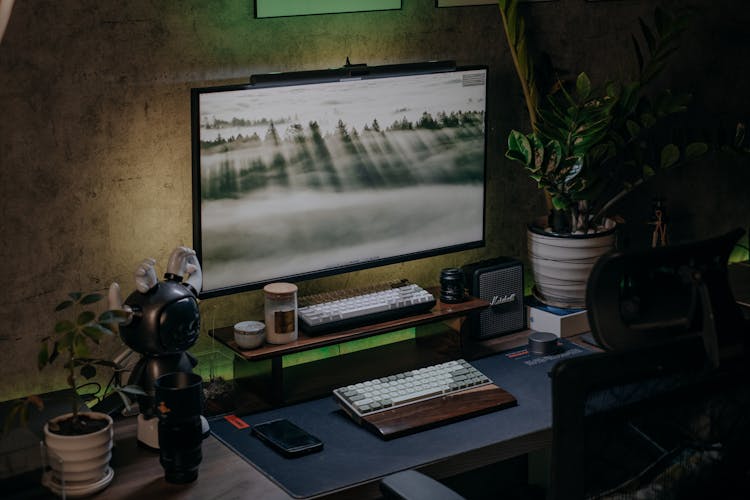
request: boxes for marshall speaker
[462,257,525,339]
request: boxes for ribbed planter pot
[42,412,114,498]
[527,223,616,308]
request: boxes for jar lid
[234,321,265,334]
[263,282,298,298]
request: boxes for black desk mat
[209,339,589,498]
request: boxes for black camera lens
[440,268,465,303]
[155,372,205,484]
[158,417,203,483]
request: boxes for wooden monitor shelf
[209,289,489,361]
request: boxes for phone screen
[252,419,323,457]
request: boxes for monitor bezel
[191,62,489,299]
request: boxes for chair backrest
[549,229,750,499]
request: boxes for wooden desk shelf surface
[209,289,489,361]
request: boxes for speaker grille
[467,259,524,339]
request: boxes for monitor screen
[191,64,488,298]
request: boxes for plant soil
[48,414,109,436]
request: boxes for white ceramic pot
[42,412,114,497]
[528,225,616,308]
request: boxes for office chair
[381,229,750,499]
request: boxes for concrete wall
[0,0,747,401]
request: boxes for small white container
[263,282,298,344]
[233,321,266,349]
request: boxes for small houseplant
[37,291,140,495]
[497,1,711,306]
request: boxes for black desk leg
[271,357,284,404]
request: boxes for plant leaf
[685,142,709,160]
[80,293,103,305]
[73,335,90,358]
[82,325,105,343]
[576,73,591,101]
[55,300,74,312]
[507,130,532,165]
[638,17,656,55]
[632,35,644,72]
[626,120,641,138]
[38,343,49,370]
[99,309,130,324]
[55,320,75,334]
[643,164,656,178]
[77,311,95,326]
[660,144,680,168]
[49,342,59,364]
[68,292,82,302]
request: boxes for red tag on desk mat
[224,414,250,429]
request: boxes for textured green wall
[0,0,747,401]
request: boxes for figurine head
[120,279,200,355]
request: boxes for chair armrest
[379,470,465,500]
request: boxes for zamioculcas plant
[499,0,710,234]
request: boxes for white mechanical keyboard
[297,280,436,335]
[333,359,492,421]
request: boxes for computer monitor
[191,62,488,298]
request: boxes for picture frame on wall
[437,0,553,6]
[255,0,401,18]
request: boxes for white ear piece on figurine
[134,258,158,293]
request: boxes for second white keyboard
[297,281,436,335]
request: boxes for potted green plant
[37,291,140,497]
[498,0,709,307]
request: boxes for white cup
[233,321,266,349]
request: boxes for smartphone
[252,418,323,457]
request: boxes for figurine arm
[108,282,133,325]
[134,258,158,293]
[165,246,202,294]
[184,252,202,295]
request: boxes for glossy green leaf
[529,134,545,169]
[507,130,532,165]
[643,164,656,178]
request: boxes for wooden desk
[96,330,567,500]
[98,407,551,500]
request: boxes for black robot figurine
[109,246,202,449]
